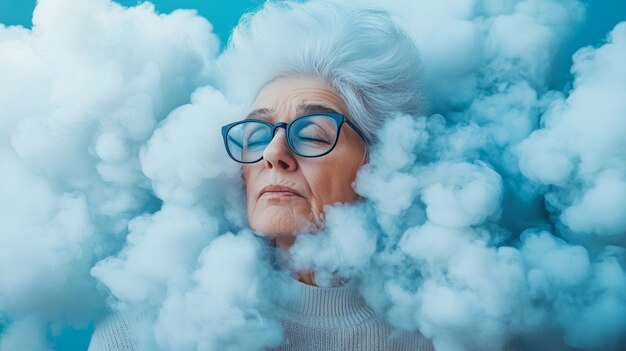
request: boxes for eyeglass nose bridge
[262,122,293,157]
[266,122,290,148]
[270,122,289,137]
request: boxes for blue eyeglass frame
[221,112,367,164]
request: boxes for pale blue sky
[0,0,626,51]
[1,0,625,53]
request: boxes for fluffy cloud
[1,0,625,350]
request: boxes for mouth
[259,184,302,198]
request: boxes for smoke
[0,0,625,350]
[0,0,226,348]
[289,0,626,350]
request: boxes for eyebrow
[245,104,340,120]
[245,108,272,120]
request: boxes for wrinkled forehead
[247,75,348,121]
[245,103,342,121]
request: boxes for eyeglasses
[221,112,367,164]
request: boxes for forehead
[249,75,347,120]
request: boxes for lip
[259,184,302,198]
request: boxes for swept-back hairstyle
[217,0,425,145]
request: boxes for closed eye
[247,140,268,148]
[228,135,243,149]
[298,136,330,144]
[295,122,331,143]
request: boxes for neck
[296,271,317,286]
[274,236,296,250]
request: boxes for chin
[250,206,315,237]
[251,216,300,237]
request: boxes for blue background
[2,0,626,52]
[0,0,625,349]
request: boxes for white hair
[217,0,426,145]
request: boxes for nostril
[278,160,289,169]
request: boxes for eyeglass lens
[226,114,339,163]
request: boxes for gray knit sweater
[88,279,434,351]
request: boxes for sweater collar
[281,278,374,317]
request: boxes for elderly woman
[90,1,432,350]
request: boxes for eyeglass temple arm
[344,117,368,143]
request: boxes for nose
[262,128,298,171]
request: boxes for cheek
[302,167,328,203]
[302,157,360,206]
[242,165,258,187]
[242,167,258,204]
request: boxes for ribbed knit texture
[88,279,435,351]
[88,309,153,351]
[271,278,434,351]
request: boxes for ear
[360,144,370,165]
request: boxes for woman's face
[242,75,367,249]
